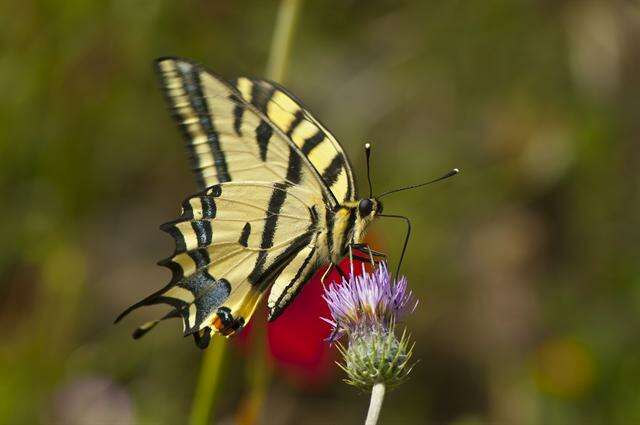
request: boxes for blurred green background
[2,0,640,424]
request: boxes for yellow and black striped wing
[118,57,365,346]
[229,77,358,204]
[156,57,343,208]
[115,182,320,347]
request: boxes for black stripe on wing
[114,184,230,333]
[116,180,320,343]
[157,58,340,215]
[267,246,318,321]
[248,182,288,285]
[231,77,357,203]
[156,59,232,188]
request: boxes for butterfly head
[348,197,383,248]
[358,197,383,219]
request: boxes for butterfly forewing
[156,58,339,204]
[231,77,358,204]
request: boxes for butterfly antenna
[378,213,411,279]
[378,168,460,199]
[365,143,374,198]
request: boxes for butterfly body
[116,57,383,347]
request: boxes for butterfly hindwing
[266,243,319,321]
[116,182,319,342]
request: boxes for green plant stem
[266,0,303,82]
[365,382,386,425]
[189,338,227,425]
[236,320,270,425]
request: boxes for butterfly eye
[376,201,383,214]
[358,199,373,217]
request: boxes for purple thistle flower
[322,262,417,390]
[322,262,416,344]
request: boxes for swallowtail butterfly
[116,57,456,348]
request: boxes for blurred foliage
[1,0,639,424]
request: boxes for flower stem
[365,382,386,425]
[266,0,303,82]
[236,320,271,425]
[189,337,227,425]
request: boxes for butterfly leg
[348,245,355,276]
[363,244,375,265]
[320,263,334,286]
[351,255,375,263]
[348,244,386,266]
[320,262,348,286]
[348,243,370,266]
[351,243,387,258]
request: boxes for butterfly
[115,57,457,348]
